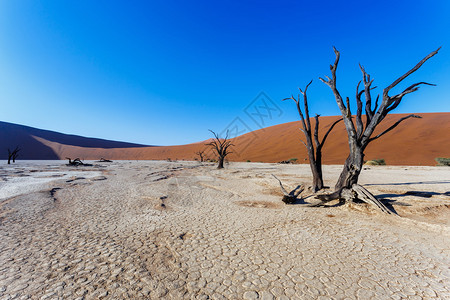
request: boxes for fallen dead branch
[272,174,304,204]
[66,158,93,167]
[98,158,113,162]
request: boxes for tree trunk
[217,157,224,169]
[8,157,11,164]
[335,147,364,190]
[310,150,324,192]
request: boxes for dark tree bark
[319,47,440,195]
[272,174,304,204]
[12,148,20,163]
[206,130,234,169]
[284,81,342,192]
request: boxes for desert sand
[0,160,449,299]
[2,113,450,166]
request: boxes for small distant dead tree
[317,47,440,212]
[66,157,92,166]
[98,158,112,162]
[206,130,233,169]
[195,150,206,162]
[284,80,342,192]
[12,147,20,163]
[7,146,20,164]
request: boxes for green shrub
[365,159,386,165]
[289,158,298,162]
[246,160,251,162]
[435,157,450,166]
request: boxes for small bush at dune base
[435,157,450,166]
[365,159,386,166]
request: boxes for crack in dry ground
[0,161,449,299]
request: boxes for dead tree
[12,148,20,163]
[195,150,206,162]
[66,157,92,166]
[317,47,440,211]
[7,146,20,164]
[206,130,233,169]
[272,174,304,204]
[284,80,342,192]
[98,158,112,162]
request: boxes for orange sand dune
[20,112,450,166]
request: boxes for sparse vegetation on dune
[435,157,450,166]
[365,159,386,166]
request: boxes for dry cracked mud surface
[0,161,449,299]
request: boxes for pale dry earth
[0,160,449,299]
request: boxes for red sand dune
[2,113,449,165]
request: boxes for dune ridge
[1,113,449,165]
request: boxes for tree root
[316,184,393,214]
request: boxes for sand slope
[1,113,449,165]
[0,121,149,160]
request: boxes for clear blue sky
[1,1,449,145]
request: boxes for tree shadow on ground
[300,192,400,214]
[293,193,344,207]
[365,180,450,186]
[376,199,400,214]
[290,195,312,205]
[376,191,450,199]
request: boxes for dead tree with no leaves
[195,150,206,162]
[206,130,233,169]
[317,47,440,212]
[284,80,342,192]
[7,146,20,164]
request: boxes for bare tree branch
[319,118,343,148]
[383,47,441,98]
[284,95,309,138]
[272,174,289,196]
[320,47,357,137]
[368,114,422,142]
[299,80,313,133]
[386,82,436,113]
[299,138,307,147]
[355,81,364,138]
